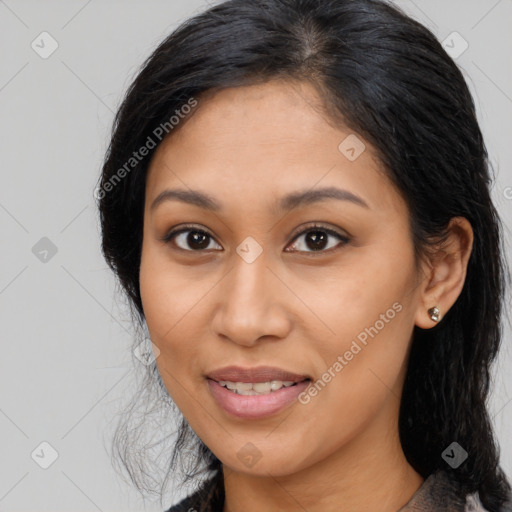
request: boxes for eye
[161,225,222,252]
[161,223,350,254]
[285,223,350,254]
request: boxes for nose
[211,251,292,347]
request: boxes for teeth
[218,380,297,395]
[253,382,271,393]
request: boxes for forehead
[152,80,346,157]
[145,80,402,216]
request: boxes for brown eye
[162,226,222,252]
[162,223,350,255]
[285,225,350,254]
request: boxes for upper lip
[206,366,311,383]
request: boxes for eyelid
[160,223,220,250]
[285,222,350,254]
[288,222,350,244]
[161,222,350,253]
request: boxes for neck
[222,396,424,512]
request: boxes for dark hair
[97,0,511,510]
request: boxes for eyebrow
[150,186,370,213]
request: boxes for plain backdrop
[0,1,511,511]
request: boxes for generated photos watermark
[94,97,198,200]
[298,301,403,404]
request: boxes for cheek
[139,247,172,340]
[298,251,413,348]
[139,257,201,415]
[140,240,199,339]
[304,252,416,398]
[139,242,203,384]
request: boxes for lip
[205,365,311,420]
[206,365,310,383]
[207,378,310,419]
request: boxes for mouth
[213,379,308,395]
[205,365,312,419]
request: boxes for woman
[97,0,512,510]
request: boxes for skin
[139,79,474,512]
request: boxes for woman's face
[140,80,427,476]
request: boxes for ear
[414,217,474,329]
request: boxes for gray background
[0,1,511,511]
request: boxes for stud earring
[428,306,441,322]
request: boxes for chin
[218,440,312,477]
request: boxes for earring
[428,306,441,322]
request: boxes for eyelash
[161,223,350,255]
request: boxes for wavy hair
[97,0,511,510]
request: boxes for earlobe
[415,303,442,329]
[414,217,473,330]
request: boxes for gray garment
[398,470,512,512]
[398,470,482,511]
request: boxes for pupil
[306,231,327,251]
[185,230,328,251]
[188,231,209,249]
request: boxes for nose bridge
[226,247,273,316]
[212,245,290,345]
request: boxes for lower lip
[207,378,310,420]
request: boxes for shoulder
[464,491,492,511]
[464,489,512,512]
[400,470,512,512]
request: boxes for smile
[207,378,311,419]
[217,380,298,395]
